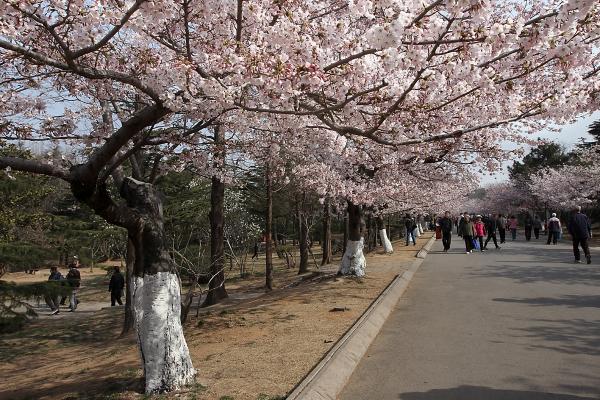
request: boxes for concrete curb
[286,234,436,400]
[417,234,437,259]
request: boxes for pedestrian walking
[567,206,592,264]
[546,213,561,245]
[459,214,475,253]
[108,266,125,306]
[509,215,518,240]
[457,212,469,237]
[524,213,533,241]
[439,211,453,252]
[533,215,543,239]
[405,214,416,246]
[251,242,259,259]
[474,215,487,252]
[44,266,63,315]
[497,213,507,244]
[66,258,81,312]
[484,213,501,250]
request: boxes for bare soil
[0,236,432,400]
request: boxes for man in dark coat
[439,211,453,252]
[567,206,592,264]
[483,213,501,250]
[108,266,126,306]
[66,258,81,312]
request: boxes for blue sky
[481,111,599,185]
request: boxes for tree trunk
[121,237,135,336]
[377,216,394,253]
[321,198,332,266]
[339,202,366,276]
[298,192,309,274]
[121,178,195,393]
[265,162,274,291]
[343,213,349,255]
[202,127,228,306]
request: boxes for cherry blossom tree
[1,0,600,393]
[530,147,600,209]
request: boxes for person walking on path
[483,213,501,250]
[474,216,487,252]
[457,212,469,237]
[524,214,533,241]
[459,214,475,253]
[497,213,507,244]
[533,215,543,239]
[546,213,562,245]
[405,214,417,246]
[44,266,63,315]
[439,211,453,252]
[66,258,81,312]
[567,206,592,264]
[509,215,518,240]
[108,266,125,306]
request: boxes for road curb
[417,234,437,259]
[286,234,436,400]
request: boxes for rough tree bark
[321,198,332,266]
[118,178,196,393]
[339,201,366,276]
[265,162,274,291]
[202,126,228,306]
[377,215,394,253]
[121,238,135,336]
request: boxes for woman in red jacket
[474,215,487,252]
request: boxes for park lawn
[0,235,432,400]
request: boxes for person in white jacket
[546,213,562,245]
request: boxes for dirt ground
[0,236,432,400]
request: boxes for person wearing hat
[546,213,562,245]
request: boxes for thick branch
[0,157,71,181]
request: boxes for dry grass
[0,236,432,400]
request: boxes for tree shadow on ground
[0,374,143,400]
[398,385,599,400]
[0,308,128,364]
[510,318,600,356]
[469,262,600,286]
[493,295,600,309]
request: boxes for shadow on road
[512,318,600,356]
[398,385,599,400]
[470,263,600,285]
[493,295,600,309]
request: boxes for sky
[480,111,600,186]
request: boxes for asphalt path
[340,236,600,400]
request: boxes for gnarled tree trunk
[339,202,366,276]
[120,179,196,393]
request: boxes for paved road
[340,238,600,400]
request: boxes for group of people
[438,212,505,254]
[44,257,126,315]
[44,258,81,315]
[434,206,593,264]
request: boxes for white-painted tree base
[339,238,366,277]
[379,229,394,253]
[132,271,196,393]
